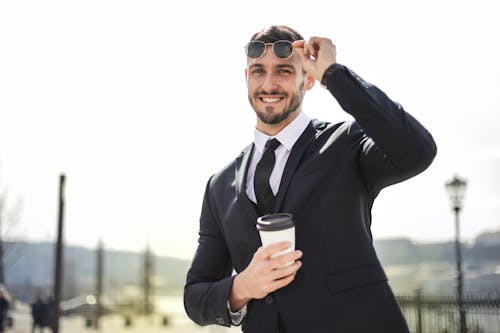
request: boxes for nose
[261,72,279,93]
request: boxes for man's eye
[252,68,264,74]
[279,69,291,74]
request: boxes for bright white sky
[1,0,499,259]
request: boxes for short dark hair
[250,25,304,43]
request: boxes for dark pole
[0,168,5,285]
[454,206,467,333]
[95,239,104,330]
[53,174,65,333]
[415,288,422,333]
[0,195,4,285]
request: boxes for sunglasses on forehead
[245,40,294,59]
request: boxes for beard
[249,83,304,125]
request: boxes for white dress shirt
[245,111,311,203]
[229,111,311,325]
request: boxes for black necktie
[254,138,281,215]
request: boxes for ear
[304,74,315,91]
[245,68,249,85]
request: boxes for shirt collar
[254,111,311,154]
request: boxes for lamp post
[445,175,467,333]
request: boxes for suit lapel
[235,143,254,196]
[275,121,316,212]
[234,143,261,251]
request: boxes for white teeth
[262,97,281,103]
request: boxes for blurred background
[0,0,499,332]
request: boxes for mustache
[254,89,288,98]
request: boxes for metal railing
[397,291,500,333]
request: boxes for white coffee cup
[256,213,295,268]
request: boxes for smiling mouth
[259,96,284,103]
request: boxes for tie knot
[265,138,281,152]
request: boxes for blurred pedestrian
[31,291,49,333]
[0,286,10,333]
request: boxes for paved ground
[6,302,240,333]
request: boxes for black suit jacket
[184,64,437,333]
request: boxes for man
[184,25,436,333]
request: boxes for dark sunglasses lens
[273,41,293,58]
[246,42,266,59]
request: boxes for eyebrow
[248,63,296,71]
[248,64,264,70]
[276,64,295,71]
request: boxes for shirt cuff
[227,301,247,326]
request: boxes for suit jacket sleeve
[323,64,437,196]
[184,177,234,327]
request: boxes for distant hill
[474,229,500,246]
[374,237,500,265]
[3,241,191,302]
[3,236,500,301]
[373,237,500,295]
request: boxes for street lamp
[445,175,468,333]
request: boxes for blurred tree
[142,244,154,316]
[0,168,24,285]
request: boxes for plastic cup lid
[256,213,294,231]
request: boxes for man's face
[246,44,307,126]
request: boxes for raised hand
[293,37,337,82]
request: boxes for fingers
[270,249,302,269]
[259,260,301,296]
[255,241,293,260]
[271,259,302,280]
[292,40,305,48]
[294,37,331,59]
[305,37,321,59]
[269,271,297,291]
[292,40,311,63]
